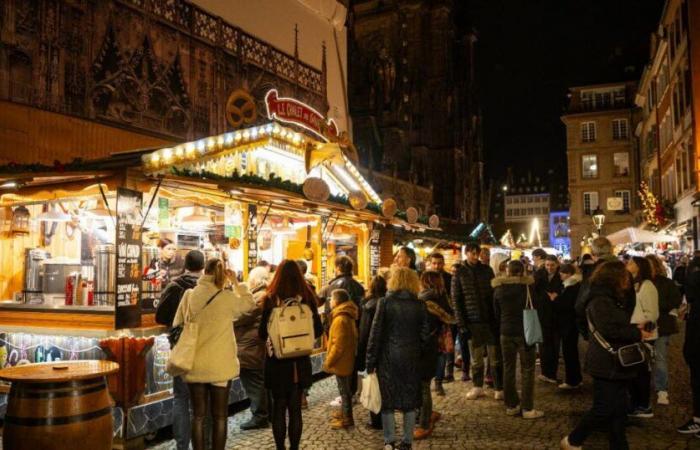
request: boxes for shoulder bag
[586,308,646,368]
[166,289,222,376]
[523,285,543,346]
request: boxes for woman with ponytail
[173,258,256,450]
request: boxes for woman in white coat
[626,256,659,419]
[173,258,255,450]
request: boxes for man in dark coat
[537,254,564,384]
[430,252,463,381]
[155,250,204,450]
[451,242,501,400]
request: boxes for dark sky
[464,0,666,181]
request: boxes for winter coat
[575,255,618,338]
[451,261,495,328]
[535,268,563,328]
[418,289,456,381]
[172,275,256,384]
[259,294,323,395]
[673,265,687,295]
[492,276,535,338]
[584,285,642,380]
[356,296,379,372]
[630,280,659,341]
[653,275,682,336]
[158,256,184,286]
[684,268,700,362]
[323,301,359,376]
[366,289,430,411]
[555,274,581,332]
[156,273,200,328]
[320,274,365,334]
[233,285,267,370]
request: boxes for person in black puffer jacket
[493,260,542,419]
[562,261,650,450]
[356,275,387,430]
[646,254,681,406]
[451,242,500,399]
[555,264,583,389]
[415,271,456,439]
[677,257,700,434]
[366,267,429,450]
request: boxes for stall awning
[606,227,679,246]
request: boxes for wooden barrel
[0,361,119,450]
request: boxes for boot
[330,412,354,429]
[329,409,343,421]
[434,381,446,396]
[413,426,432,440]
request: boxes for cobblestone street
[147,334,700,450]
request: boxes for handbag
[166,289,222,377]
[523,285,543,346]
[359,373,382,414]
[438,325,454,354]
[586,308,647,368]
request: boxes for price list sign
[115,188,143,329]
[369,229,381,276]
[247,204,258,273]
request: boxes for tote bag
[360,373,382,414]
[523,286,543,346]
[166,289,221,377]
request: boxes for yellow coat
[323,300,359,376]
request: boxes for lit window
[583,191,599,215]
[612,119,628,140]
[581,122,597,142]
[582,154,598,178]
[613,152,629,177]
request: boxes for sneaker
[522,409,545,419]
[558,383,581,390]
[383,444,395,450]
[505,405,520,416]
[466,387,484,400]
[628,407,654,419]
[494,390,504,400]
[677,419,700,434]
[538,374,557,384]
[560,436,582,449]
[329,395,341,407]
[657,391,669,405]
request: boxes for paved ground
[145,333,700,449]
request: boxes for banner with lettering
[264,89,338,141]
[115,187,143,329]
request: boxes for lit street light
[592,207,606,235]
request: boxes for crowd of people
[154,236,700,450]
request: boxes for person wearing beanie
[155,249,205,450]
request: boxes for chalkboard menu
[369,229,381,277]
[115,187,143,329]
[320,216,329,285]
[247,204,258,273]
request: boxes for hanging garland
[638,181,664,230]
[0,158,107,174]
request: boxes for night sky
[464,0,666,181]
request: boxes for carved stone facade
[348,0,483,221]
[0,0,328,153]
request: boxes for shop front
[0,118,385,446]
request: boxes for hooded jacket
[492,276,535,337]
[323,300,359,377]
[156,273,201,328]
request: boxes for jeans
[382,409,416,445]
[568,377,629,450]
[336,375,353,416]
[239,368,269,423]
[173,375,191,450]
[419,381,433,429]
[469,340,502,389]
[435,352,448,382]
[654,335,670,392]
[271,385,303,450]
[501,335,536,410]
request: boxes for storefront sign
[370,230,381,277]
[158,197,170,229]
[265,89,338,141]
[115,188,143,328]
[247,204,258,273]
[320,216,329,285]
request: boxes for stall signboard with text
[116,188,143,329]
[265,89,338,142]
[247,204,258,273]
[370,229,381,277]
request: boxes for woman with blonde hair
[366,266,429,450]
[173,258,256,450]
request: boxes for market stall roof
[606,227,679,246]
[139,121,382,207]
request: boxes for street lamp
[592,207,606,235]
[502,185,508,192]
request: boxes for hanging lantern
[302,177,330,202]
[11,205,31,235]
[382,198,397,218]
[406,207,418,224]
[348,191,368,210]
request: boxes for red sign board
[265,89,338,141]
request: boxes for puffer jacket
[575,255,618,338]
[451,261,495,328]
[555,274,581,331]
[356,296,380,372]
[366,290,429,411]
[323,300,359,376]
[418,289,456,381]
[584,285,641,380]
[156,273,200,328]
[492,276,535,337]
[653,275,682,336]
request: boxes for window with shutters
[583,192,599,215]
[581,122,596,142]
[614,190,631,212]
[612,119,628,140]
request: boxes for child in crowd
[323,289,359,429]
